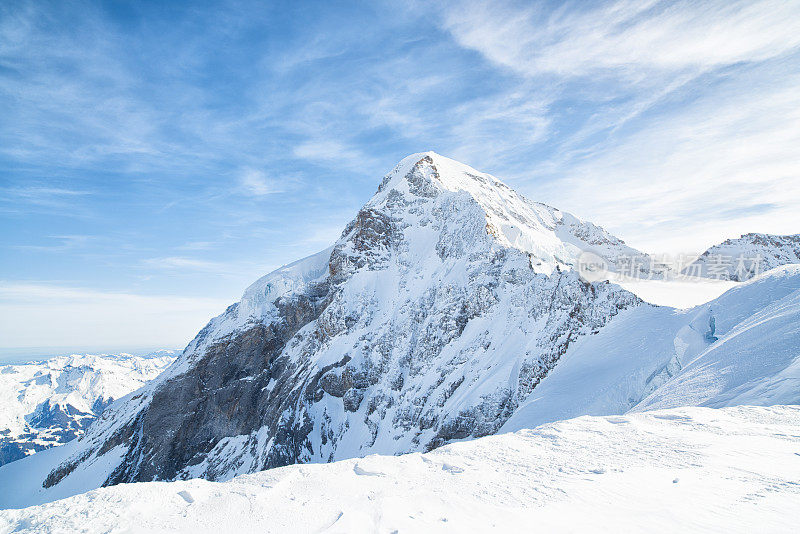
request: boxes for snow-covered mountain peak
[179,153,650,374]
[359,151,646,278]
[2,154,659,500]
[377,152,505,195]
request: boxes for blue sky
[2,0,800,355]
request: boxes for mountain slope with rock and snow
[0,152,653,506]
[0,153,798,511]
[0,352,175,467]
[1,405,797,533]
[685,233,800,281]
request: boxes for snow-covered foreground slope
[1,405,798,534]
[0,352,175,466]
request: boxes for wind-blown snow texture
[0,352,174,467]
[686,233,800,281]
[1,153,798,511]
[1,405,798,533]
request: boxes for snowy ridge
[0,351,175,466]
[686,232,800,281]
[378,153,649,276]
[1,405,797,533]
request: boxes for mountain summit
[1,153,641,500]
[4,153,798,509]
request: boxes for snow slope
[634,266,800,411]
[502,265,800,432]
[0,352,175,466]
[1,405,797,533]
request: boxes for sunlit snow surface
[616,277,738,308]
[1,405,797,533]
[503,265,800,432]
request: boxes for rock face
[31,152,647,491]
[0,352,175,466]
[686,233,800,281]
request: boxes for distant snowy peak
[686,233,800,281]
[0,351,175,466]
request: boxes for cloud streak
[430,0,800,252]
[439,0,800,78]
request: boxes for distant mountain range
[0,351,175,466]
[0,153,797,514]
[686,233,800,281]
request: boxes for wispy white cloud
[439,0,800,78]
[0,185,93,218]
[14,234,93,252]
[530,67,800,252]
[426,0,800,252]
[141,256,250,275]
[0,186,90,206]
[177,241,218,251]
[239,168,281,196]
[293,139,378,169]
